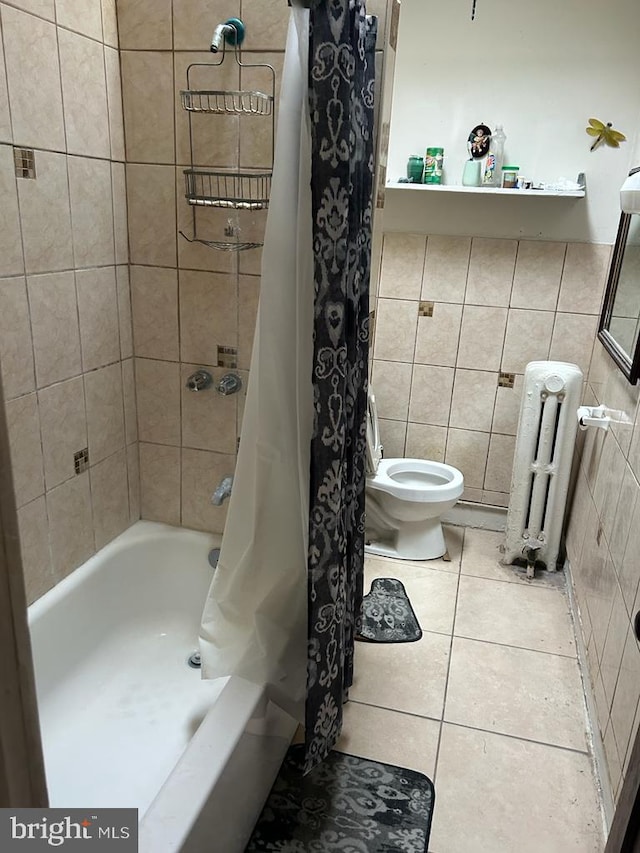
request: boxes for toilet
[365,387,464,560]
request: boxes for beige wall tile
[17,496,53,605]
[127,442,140,521]
[38,376,87,490]
[182,364,236,454]
[241,0,288,50]
[557,243,611,315]
[377,417,406,458]
[492,373,523,435]
[510,240,566,311]
[619,497,640,616]
[611,627,640,775]
[379,233,425,300]
[236,214,265,277]
[549,312,598,376]
[105,46,125,161]
[27,271,82,387]
[90,448,130,549]
[76,266,120,371]
[68,156,115,267]
[179,269,237,364]
[482,490,509,506]
[608,463,638,574]
[121,358,137,445]
[116,0,172,49]
[601,585,629,710]
[139,441,180,524]
[370,359,412,421]
[181,447,233,533]
[238,275,260,370]
[47,472,94,579]
[116,266,133,359]
[0,36,10,144]
[59,29,110,158]
[374,298,417,362]
[173,0,240,50]
[121,50,175,164]
[174,52,240,168]
[501,308,554,374]
[5,392,44,506]
[414,302,462,367]
[56,0,102,39]
[421,235,470,304]
[450,368,497,433]
[18,151,73,273]
[101,0,118,47]
[84,363,125,464]
[405,422,447,462]
[239,54,282,169]
[466,238,517,307]
[135,358,180,445]
[131,266,179,360]
[112,163,128,263]
[127,164,176,266]
[445,428,490,489]
[2,7,65,150]
[409,364,454,427]
[0,276,35,399]
[484,433,516,492]
[0,145,23,276]
[456,305,507,371]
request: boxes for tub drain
[187,651,201,669]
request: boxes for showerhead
[210,17,246,53]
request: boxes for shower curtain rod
[288,1,312,6]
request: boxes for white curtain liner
[199,8,313,723]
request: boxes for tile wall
[118,0,392,533]
[372,232,611,506]
[565,342,640,809]
[0,0,136,604]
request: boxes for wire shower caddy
[179,19,275,252]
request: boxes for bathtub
[27,521,297,852]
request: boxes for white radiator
[503,361,583,576]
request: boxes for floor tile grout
[432,528,465,782]
[451,632,578,660]
[441,719,591,757]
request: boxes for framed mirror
[598,209,640,385]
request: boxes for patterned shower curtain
[304,0,377,774]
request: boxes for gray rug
[245,745,434,852]
[357,578,422,643]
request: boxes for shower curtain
[304,1,377,772]
[199,0,376,774]
[199,7,314,721]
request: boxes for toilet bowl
[365,388,464,560]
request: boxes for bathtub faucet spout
[211,476,233,506]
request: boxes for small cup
[462,159,481,187]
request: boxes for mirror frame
[598,210,640,385]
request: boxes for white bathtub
[28,520,297,852]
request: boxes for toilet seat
[369,458,464,503]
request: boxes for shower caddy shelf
[179,18,275,251]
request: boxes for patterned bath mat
[245,745,435,852]
[357,577,422,643]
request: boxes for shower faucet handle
[186,369,213,392]
[217,373,242,396]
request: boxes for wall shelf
[386,182,585,198]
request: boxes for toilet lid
[366,386,383,475]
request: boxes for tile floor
[334,525,607,853]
